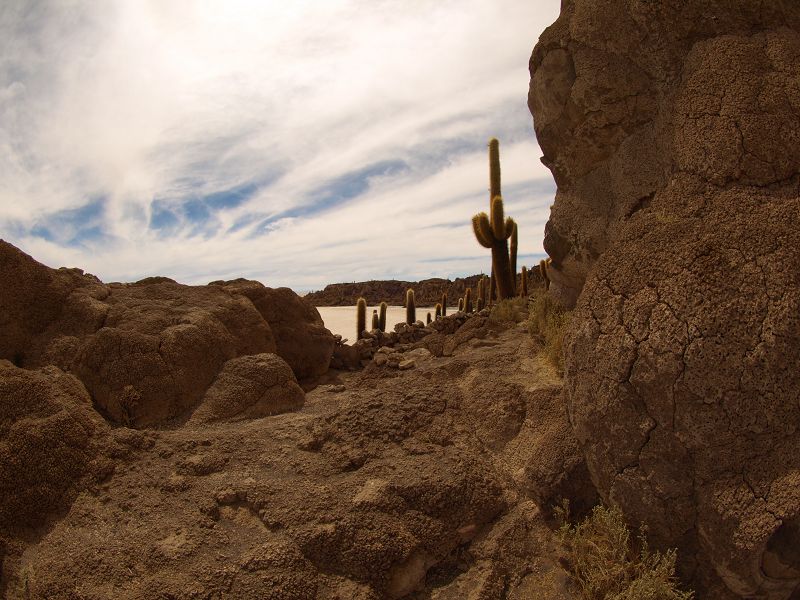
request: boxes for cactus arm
[472,214,494,248]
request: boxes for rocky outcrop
[0,242,333,427]
[0,361,112,537]
[530,2,800,597]
[189,354,304,424]
[214,280,334,380]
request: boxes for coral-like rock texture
[530,1,800,597]
[0,242,332,427]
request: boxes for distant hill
[304,271,543,306]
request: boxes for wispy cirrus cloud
[0,0,559,291]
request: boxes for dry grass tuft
[489,297,528,324]
[556,503,694,600]
[527,289,571,374]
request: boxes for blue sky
[0,0,560,292]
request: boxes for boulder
[0,360,111,536]
[214,280,334,380]
[190,353,304,423]
[530,2,800,597]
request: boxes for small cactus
[372,309,380,331]
[441,293,447,317]
[435,303,442,319]
[510,221,518,294]
[477,297,485,312]
[426,312,432,324]
[356,297,367,340]
[521,265,528,297]
[477,276,485,307]
[379,302,387,331]
[406,289,416,325]
[458,297,464,312]
[539,259,550,291]
[465,288,473,313]
[489,269,496,305]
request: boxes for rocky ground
[2,317,591,600]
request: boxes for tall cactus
[379,302,387,331]
[510,221,518,294]
[356,297,367,340]
[489,269,496,306]
[441,292,447,317]
[426,312,432,324]
[520,265,529,297]
[371,310,380,331]
[406,289,416,324]
[464,288,473,313]
[435,303,442,319]
[472,139,516,300]
[477,276,485,307]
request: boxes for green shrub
[527,289,571,375]
[556,503,694,600]
[489,297,527,323]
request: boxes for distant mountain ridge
[304,276,485,307]
[304,271,543,306]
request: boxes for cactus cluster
[472,139,518,300]
[539,258,551,291]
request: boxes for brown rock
[531,2,800,597]
[0,361,111,536]
[216,280,334,380]
[190,353,304,423]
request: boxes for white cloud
[0,0,560,292]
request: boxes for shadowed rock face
[0,242,333,427]
[530,2,800,597]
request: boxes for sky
[0,0,560,293]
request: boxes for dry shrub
[489,297,527,324]
[527,289,571,374]
[556,503,694,600]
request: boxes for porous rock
[530,2,800,597]
[214,280,334,380]
[190,353,304,423]
[0,360,111,536]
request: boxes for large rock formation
[0,241,333,427]
[530,2,800,597]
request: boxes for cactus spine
[539,259,550,291]
[356,297,367,340]
[371,310,380,331]
[472,140,516,301]
[379,302,387,331]
[406,289,416,324]
[458,297,464,312]
[435,303,442,319]
[441,292,447,317]
[521,265,528,297]
[464,288,473,313]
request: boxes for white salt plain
[316,305,446,341]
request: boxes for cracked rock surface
[530,1,800,597]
